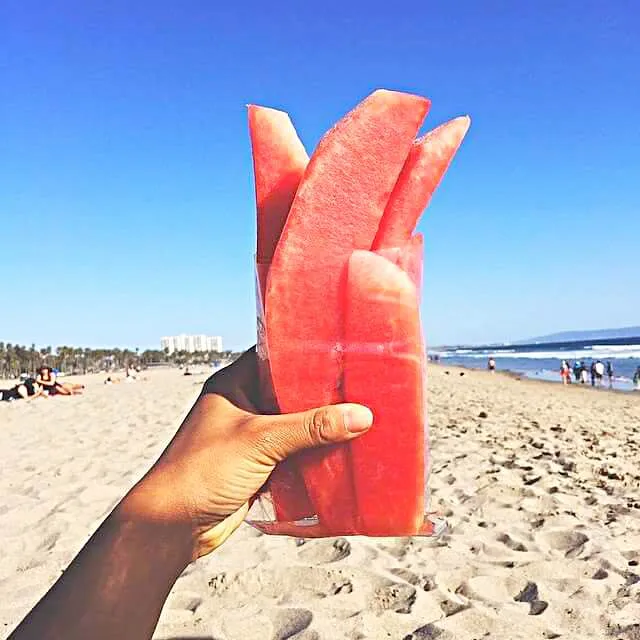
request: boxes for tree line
[0,342,241,379]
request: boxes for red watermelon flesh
[266,90,430,533]
[249,104,313,521]
[249,104,309,267]
[344,251,425,535]
[376,233,424,291]
[373,116,470,250]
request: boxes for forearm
[9,498,194,640]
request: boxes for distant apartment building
[161,335,223,354]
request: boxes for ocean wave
[440,348,640,361]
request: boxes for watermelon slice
[376,233,424,291]
[344,251,425,535]
[373,116,470,249]
[265,90,430,533]
[249,104,313,521]
[249,105,309,267]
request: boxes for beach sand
[1,365,639,639]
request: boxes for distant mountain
[520,326,640,345]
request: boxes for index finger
[201,347,260,412]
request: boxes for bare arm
[17,385,46,401]
[35,375,55,388]
[8,349,372,639]
[9,502,193,640]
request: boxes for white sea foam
[433,344,640,361]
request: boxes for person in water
[7,348,374,639]
[36,366,84,396]
[606,361,614,388]
[634,366,640,391]
[0,378,45,402]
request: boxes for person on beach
[36,366,84,396]
[7,348,374,640]
[594,360,605,387]
[0,378,45,402]
[634,366,640,391]
[606,361,614,388]
[560,360,570,385]
[36,366,65,395]
[574,361,583,382]
[580,362,588,384]
[487,357,496,372]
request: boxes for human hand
[121,348,373,560]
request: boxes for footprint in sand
[497,532,528,552]
[378,537,414,560]
[542,529,589,558]
[36,531,61,552]
[165,592,203,613]
[389,567,436,592]
[370,582,417,614]
[297,537,351,564]
[439,591,469,617]
[456,575,511,603]
[268,607,313,640]
[514,581,548,616]
[403,623,452,639]
[209,566,354,604]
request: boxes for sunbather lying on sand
[36,366,84,395]
[0,378,45,402]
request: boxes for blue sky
[2,0,639,350]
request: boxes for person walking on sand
[594,360,605,387]
[606,361,614,388]
[573,360,582,382]
[580,362,588,384]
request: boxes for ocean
[430,336,640,391]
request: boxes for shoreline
[433,359,638,394]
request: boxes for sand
[1,365,639,639]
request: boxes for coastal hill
[520,325,640,345]
[432,325,640,351]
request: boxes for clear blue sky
[2,0,639,350]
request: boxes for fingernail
[343,405,374,433]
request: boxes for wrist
[115,481,197,567]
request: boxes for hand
[121,348,373,559]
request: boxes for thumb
[250,403,373,463]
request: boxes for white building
[161,335,223,355]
